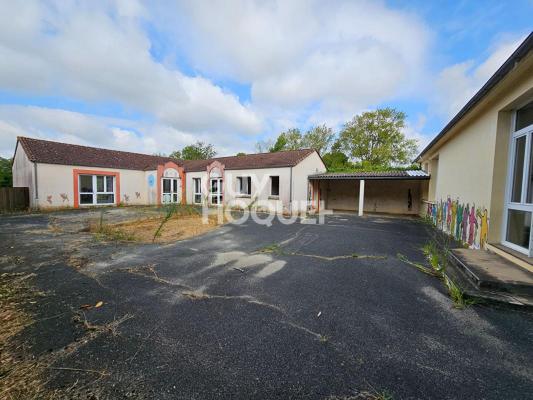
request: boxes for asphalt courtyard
[1,209,532,399]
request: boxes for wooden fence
[0,187,29,212]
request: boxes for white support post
[358,179,365,216]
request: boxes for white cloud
[0,0,261,138]
[434,36,525,118]
[165,0,431,125]
[0,105,252,158]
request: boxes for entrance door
[162,178,179,204]
[503,101,533,255]
[210,178,223,205]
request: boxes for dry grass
[90,214,225,243]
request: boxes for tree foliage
[0,157,13,187]
[337,108,417,167]
[301,124,334,154]
[169,141,217,160]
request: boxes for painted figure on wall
[478,208,489,249]
[456,203,463,241]
[446,197,452,231]
[461,204,469,243]
[450,199,457,236]
[46,195,53,204]
[468,205,478,246]
[60,193,68,203]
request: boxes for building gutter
[33,162,38,200]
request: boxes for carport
[308,170,430,216]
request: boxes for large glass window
[79,175,115,205]
[504,101,533,255]
[162,178,179,203]
[193,178,202,204]
[511,135,526,202]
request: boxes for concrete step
[450,248,533,297]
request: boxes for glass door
[210,178,223,205]
[503,101,533,255]
[162,178,179,204]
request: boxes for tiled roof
[16,137,316,172]
[18,137,173,171]
[308,170,429,180]
[181,149,316,172]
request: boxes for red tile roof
[16,137,316,172]
[18,137,173,171]
[181,149,316,171]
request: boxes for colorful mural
[426,197,489,249]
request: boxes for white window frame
[502,106,533,256]
[270,175,280,197]
[193,178,202,204]
[79,175,116,206]
[237,176,252,196]
[210,178,223,206]
[161,177,179,204]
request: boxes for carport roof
[308,170,430,180]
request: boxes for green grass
[399,241,475,310]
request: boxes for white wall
[35,163,150,208]
[292,151,327,212]
[12,145,36,207]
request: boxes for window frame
[237,176,252,196]
[502,106,533,256]
[270,175,280,197]
[193,178,202,204]
[78,174,116,206]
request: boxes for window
[161,178,179,203]
[504,100,533,255]
[193,178,202,204]
[79,175,115,205]
[270,176,279,196]
[237,176,251,195]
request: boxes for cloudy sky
[0,0,532,158]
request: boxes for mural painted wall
[426,197,489,249]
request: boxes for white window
[162,178,179,203]
[193,178,202,204]
[79,175,115,205]
[504,100,533,255]
[210,178,223,205]
[237,176,251,195]
[270,176,279,196]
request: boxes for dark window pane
[80,175,93,193]
[212,195,218,204]
[106,176,114,192]
[211,179,218,192]
[271,176,279,196]
[506,209,531,249]
[172,179,178,193]
[97,194,114,204]
[246,177,251,195]
[511,136,526,202]
[516,101,533,131]
[173,194,178,202]
[96,176,104,192]
[163,179,171,193]
[194,194,202,203]
[80,194,93,204]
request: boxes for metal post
[358,179,365,216]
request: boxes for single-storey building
[12,136,326,214]
[417,32,533,266]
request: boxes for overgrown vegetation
[398,241,476,309]
[0,157,12,187]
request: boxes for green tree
[338,108,417,167]
[269,128,302,152]
[301,124,334,154]
[236,152,246,156]
[168,150,181,160]
[180,141,216,160]
[0,157,13,187]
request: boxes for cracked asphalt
[1,208,533,399]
